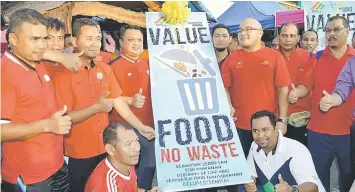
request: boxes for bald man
[221,18,291,158]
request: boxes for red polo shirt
[307,45,355,135]
[53,60,122,158]
[109,54,153,127]
[1,51,64,184]
[278,48,312,115]
[221,47,291,130]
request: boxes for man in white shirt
[242,110,325,192]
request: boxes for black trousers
[2,163,70,192]
[68,153,107,192]
[284,124,307,146]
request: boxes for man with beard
[52,18,155,192]
[109,25,155,191]
[211,24,231,69]
[1,8,71,192]
[278,23,312,146]
[301,30,319,55]
[221,18,291,158]
[85,122,161,192]
[303,16,355,192]
[242,110,324,192]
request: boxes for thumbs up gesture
[319,90,333,112]
[96,92,114,112]
[275,174,292,192]
[132,88,146,109]
[45,105,72,134]
[288,84,299,104]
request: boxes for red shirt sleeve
[1,71,16,121]
[107,66,123,99]
[221,55,232,88]
[274,51,292,88]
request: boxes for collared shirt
[307,45,355,135]
[109,54,153,127]
[333,56,355,117]
[53,60,122,158]
[221,47,291,130]
[247,130,325,192]
[1,51,64,184]
[278,48,312,115]
[85,158,138,192]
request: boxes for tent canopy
[214,1,287,32]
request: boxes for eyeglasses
[237,27,261,34]
[325,27,346,34]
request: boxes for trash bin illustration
[177,78,219,115]
[155,48,219,115]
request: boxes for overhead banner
[303,2,355,50]
[146,12,251,191]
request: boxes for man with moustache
[221,18,291,158]
[53,18,155,192]
[278,23,312,146]
[303,16,355,192]
[301,30,319,55]
[1,8,71,192]
[211,24,231,69]
[85,122,161,192]
[109,25,155,191]
[242,110,325,192]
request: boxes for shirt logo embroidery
[262,61,269,66]
[97,72,104,80]
[44,74,51,82]
[128,73,132,76]
[236,61,243,68]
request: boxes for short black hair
[7,8,47,43]
[302,29,318,40]
[103,122,134,145]
[47,17,65,32]
[211,24,231,36]
[119,25,143,40]
[231,32,238,41]
[250,110,277,128]
[280,22,299,35]
[72,18,99,38]
[326,16,349,29]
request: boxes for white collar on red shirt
[4,51,29,71]
[105,158,131,180]
[120,54,141,63]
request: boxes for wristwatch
[292,186,300,192]
[278,117,288,124]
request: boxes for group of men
[1,6,355,192]
[1,8,159,192]
[211,15,355,192]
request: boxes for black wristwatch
[278,117,288,124]
[292,186,300,192]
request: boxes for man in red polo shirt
[85,122,161,192]
[304,16,355,192]
[1,9,71,192]
[109,25,156,191]
[53,18,155,192]
[221,18,291,158]
[278,23,312,146]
